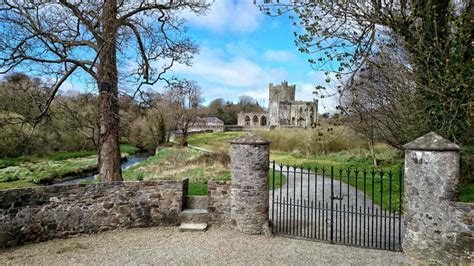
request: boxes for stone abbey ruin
[237,81,318,129]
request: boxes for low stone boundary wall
[0,180,185,248]
[404,200,473,263]
[224,125,243,132]
[207,179,231,225]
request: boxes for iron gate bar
[363,168,367,247]
[300,167,303,237]
[330,166,334,243]
[380,170,384,249]
[307,167,310,238]
[389,170,392,250]
[399,169,402,247]
[279,164,283,234]
[355,169,358,246]
[272,161,275,233]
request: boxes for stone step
[178,223,208,232]
[180,208,209,223]
[185,196,208,209]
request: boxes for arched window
[260,116,267,126]
[244,116,250,126]
[252,115,259,126]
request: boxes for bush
[257,126,366,155]
[189,149,230,167]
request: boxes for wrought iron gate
[270,161,404,251]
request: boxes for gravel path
[1,226,413,265]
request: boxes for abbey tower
[237,81,318,129]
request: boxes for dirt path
[1,227,413,265]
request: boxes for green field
[183,131,246,151]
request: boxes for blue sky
[167,0,338,112]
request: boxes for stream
[58,153,151,185]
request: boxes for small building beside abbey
[237,81,318,129]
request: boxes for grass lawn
[184,131,247,151]
[0,144,138,190]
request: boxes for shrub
[257,126,366,155]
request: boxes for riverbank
[0,144,139,190]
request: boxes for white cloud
[173,46,288,88]
[171,45,288,107]
[184,1,263,34]
[263,50,297,63]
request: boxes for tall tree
[0,1,209,181]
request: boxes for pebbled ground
[1,226,414,265]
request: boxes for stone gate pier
[230,134,271,235]
[403,132,473,264]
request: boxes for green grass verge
[0,179,39,190]
[184,131,247,151]
[188,171,287,196]
[459,183,474,202]
[120,144,140,156]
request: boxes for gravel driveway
[1,226,413,265]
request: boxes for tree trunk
[97,0,122,182]
[180,128,188,146]
[368,139,377,167]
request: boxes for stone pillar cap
[403,131,460,151]
[231,134,271,145]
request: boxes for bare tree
[0,1,209,181]
[341,43,427,152]
[57,93,100,149]
[165,79,202,146]
[258,0,473,143]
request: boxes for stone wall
[188,125,225,133]
[207,179,231,225]
[0,180,185,248]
